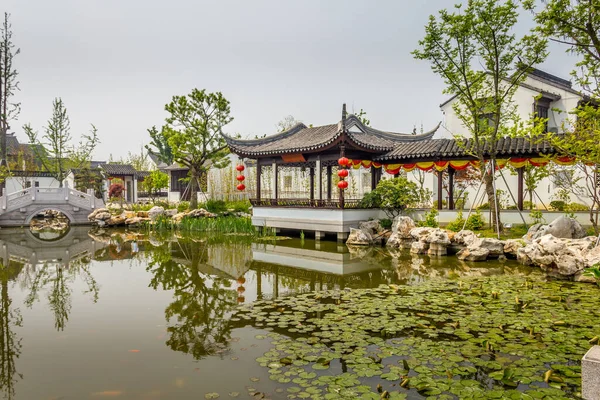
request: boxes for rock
[94,212,112,221]
[346,228,372,246]
[410,227,435,241]
[122,211,136,219]
[517,234,596,277]
[164,209,177,218]
[187,208,216,218]
[426,228,451,256]
[88,208,109,221]
[527,216,587,240]
[469,237,505,258]
[96,220,106,228]
[452,230,478,247]
[359,220,384,236]
[574,271,598,283]
[503,239,526,259]
[584,246,600,268]
[137,211,149,218]
[106,215,126,226]
[457,247,490,261]
[172,212,187,223]
[125,217,150,226]
[410,240,429,254]
[523,223,543,241]
[148,206,165,221]
[387,217,417,249]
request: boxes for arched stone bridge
[0,187,104,227]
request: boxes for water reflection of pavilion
[0,226,108,268]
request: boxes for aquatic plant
[143,215,256,235]
[229,275,598,398]
[583,264,600,287]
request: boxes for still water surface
[0,227,539,399]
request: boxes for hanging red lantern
[237,277,246,284]
[236,175,245,182]
[237,183,246,191]
[337,180,348,189]
[237,296,245,303]
[338,157,350,167]
[236,164,245,172]
[337,169,349,178]
[237,286,246,293]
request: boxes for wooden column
[316,159,322,200]
[371,166,377,190]
[448,168,455,210]
[309,167,315,202]
[271,161,278,201]
[437,170,444,210]
[326,165,332,200]
[517,167,524,210]
[256,164,262,201]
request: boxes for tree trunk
[483,171,501,231]
[189,168,199,209]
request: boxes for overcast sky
[4,0,577,161]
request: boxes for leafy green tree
[413,0,548,230]
[160,89,232,209]
[142,170,169,202]
[276,115,300,132]
[74,167,104,198]
[145,126,173,165]
[527,0,600,230]
[360,177,420,218]
[354,108,370,126]
[24,98,99,188]
[0,13,20,191]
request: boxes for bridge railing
[1,187,104,214]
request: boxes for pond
[0,227,596,399]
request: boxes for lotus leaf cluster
[228,276,599,399]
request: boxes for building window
[535,98,551,133]
[170,170,188,192]
[25,181,31,188]
[34,181,40,187]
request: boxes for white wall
[5,176,61,193]
[437,73,589,208]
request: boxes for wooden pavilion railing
[249,198,367,209]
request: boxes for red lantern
[237,183,246,191]
[337,180,348,189]
[237,277,246,284]
[236,175,245,182]
[338,157,350,167]
[337,169,349,178]
[237,286,246,293]
[236,164,245,172]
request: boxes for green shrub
[418,209,439,228]
[446,211,467,232]
[477,202,490,210]
[154,200,175,209]
[529,209,545,225]
[379,218,393,230]
[205,199,228,213]
[177,201,190,213]
[523,201,535,210]
[566,202,590,212]
[432,200,447,209]
[227,200,251,213]
[358,177,420,218]
[550,200,566,211]
[454,198,466,210]
[465,210,485,231]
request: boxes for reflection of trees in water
[24,260,99,331]
[0,264,23,400]
[147,238,237,359]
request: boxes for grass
[142,214,256,235]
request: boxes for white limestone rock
[346,228,373,246]
[148,206,165,221]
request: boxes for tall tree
[0,13,21,191]
[24,98,99,188]
[276,115,300,132]
[413,0,547,230]
[528,0,600,231]
[160,89,232,209]
[145,126,173,165]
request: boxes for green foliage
[413,0,547,231]
[144,215,255,234]
[142,170,169,200]
[418,209,439,228]
[446,211,467,232]
[477,202,490,210]
[529,209,545,225]
[74,167,103,198]
[566,202,590,212]
[145,126,173,165]
[24,98,99,187]
[227,200,251,214]
[160,89,233,209]
[583,265,600,287]
[465,210,486,231]
[204,199,227,214]
[177,201,190,213]
[549,200,566,211]
[360,177,420,219]
[379,218,393,230]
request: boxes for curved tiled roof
[375,136,556,161]
[223,115,440,157]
